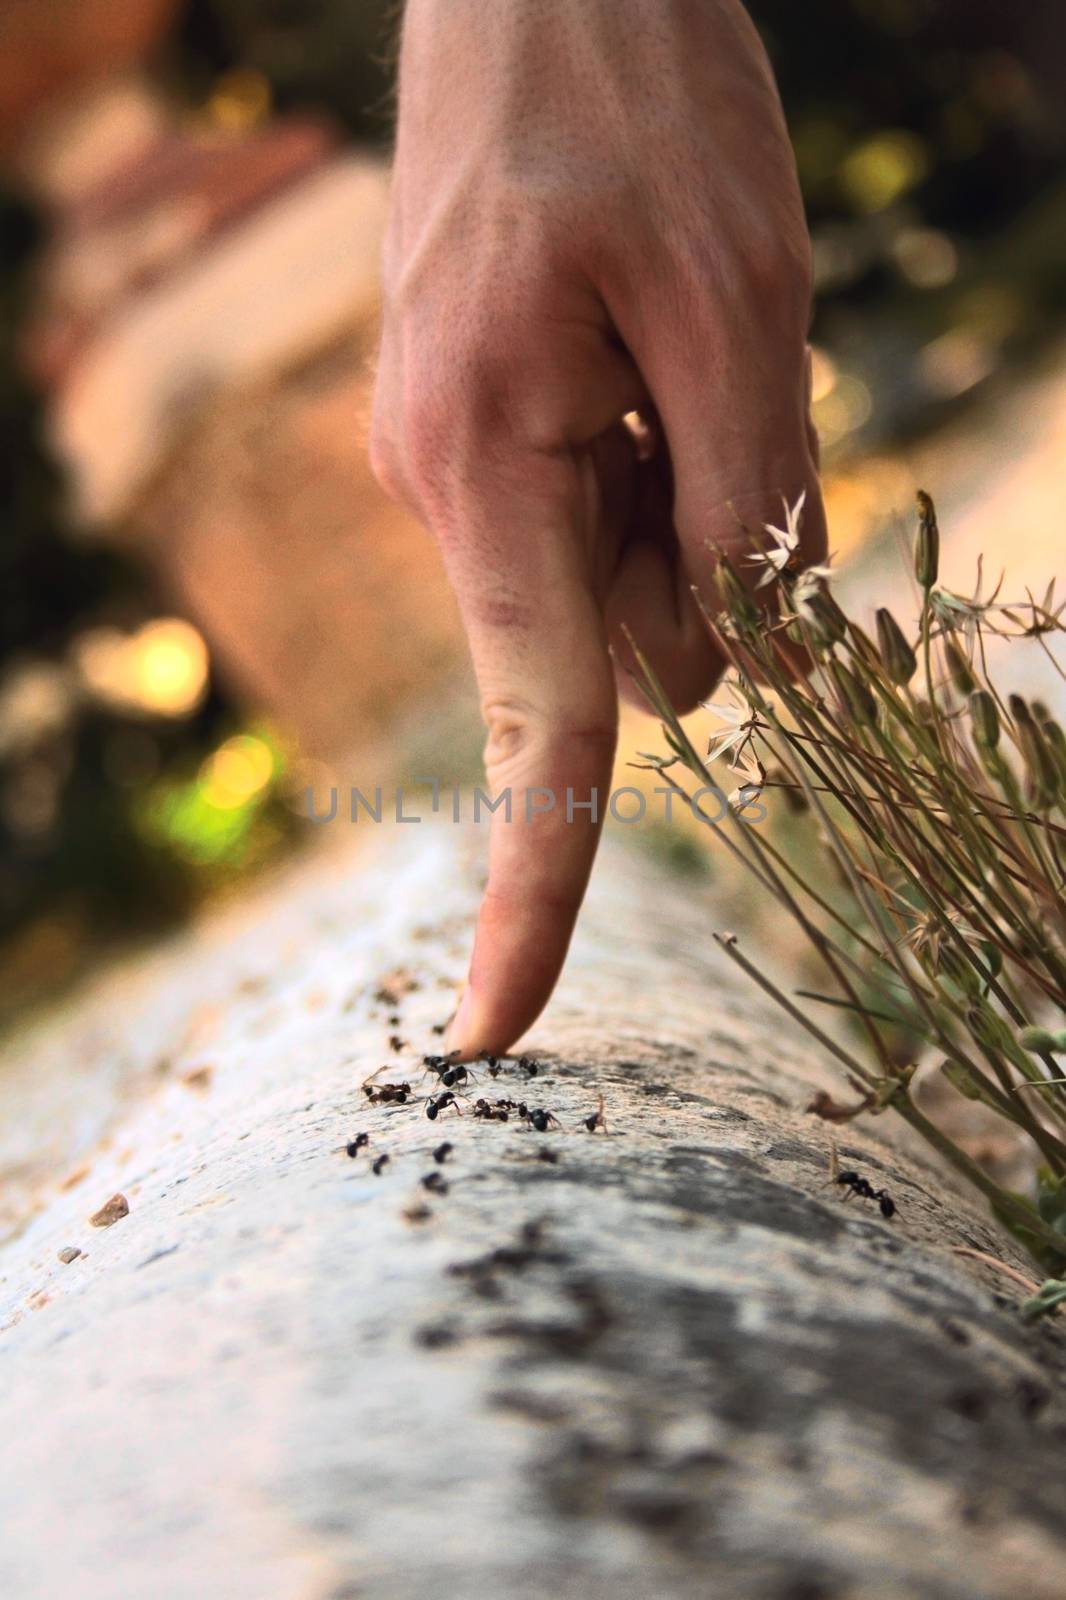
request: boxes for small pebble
[57,1246,81,1265]
[89,1194,130,1228]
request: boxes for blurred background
[1,0,1064,1028]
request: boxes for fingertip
[444,984,497,1060]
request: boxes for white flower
[929,557,1004,644]
[703,687,760,768]
[748,489,806,588]
[727,754,766,813]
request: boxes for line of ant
[356,1042,609,1139]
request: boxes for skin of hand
[370,0,827,1057]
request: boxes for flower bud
[875,608,917,685]
[792,571,847,650]
[1019,1026,1059,1054]
[1011,696,1059,808]
[717,554,760,635]
[915,490,939,589]
[944,639,975,697]
[967,1003,1015,1055]
[969,690,1000,750]
[846,621,881,674]
[1037,714,1066,798]
[831,660,878,727]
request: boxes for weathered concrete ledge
[1,823,1064,1600]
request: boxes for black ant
[388,1035,406,1053]
[440,1064,471,1089]
[423,1051,462,1083]
[836,1170,896,1219]
[372,1154,390,1175]
[518,1056,539,1078]
[345,1132,370,1158]
[365,1082,411,1105]
[362,1065,411,1105]
[474,1097,510,1122]
[524,1107,560,1133]
[427,1092,461,1121]
[584,1094,607,1134]
[422,1171,449,1195]
[433,1142,453,1164]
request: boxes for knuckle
[481,696,538,779]
[480,695,616,784]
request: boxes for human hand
[370,0,826,1055]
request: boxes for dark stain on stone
[486,1275,613,1360]
[490,1388,572,1424]
[761,1138,830,1169]
[778,1578,843,1600]
[413,1322,461,1350]
[136,1243,180,1270]
[1016,1377,1051,1419]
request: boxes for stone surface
[1,823,1065,1600]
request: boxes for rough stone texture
[1,823,1065,1600]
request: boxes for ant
[584,1094,607,1134]
[372,1154,390,1175]
[362,1065,411,1105]
[422,1171,449,1195]
[518,1056,539,1078]
[426,1092,461,1121]
[388,1035,406,1053]
[836,1170,896,1219]
[365,1082,410,1105]
[524,1107,560,1133]
[422,1051,463,1083]
[440,1064,471,1089]
[474,1097,510,1122]
[345,1132,369,1158]
[433,1141,454,1164]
